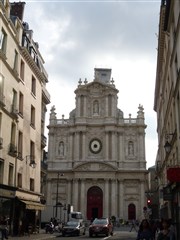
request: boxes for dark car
[62,221,86,236]
[89,218,113,237]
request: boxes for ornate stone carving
[74,162,116,171]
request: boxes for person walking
[0,216,8,240]
[157,219,175,240]
[136,219,153,240]
[129,219,138,232]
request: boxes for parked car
[62,221,86,236]
[89,218,113,237]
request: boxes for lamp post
[164,133,174,154]
[55,173,64,218]
[63,204,67,223]
[25,155,36,168]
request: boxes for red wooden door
[128,203,136,220]
[87,186,103,220]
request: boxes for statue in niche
[58,141,64,156]
[128,141,134,155]
[93,100,99,114]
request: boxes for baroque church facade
[43,68,147,222]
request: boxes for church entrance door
[128,203,136,220]
[87,186,103,220]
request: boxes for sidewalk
[8,229,59,240]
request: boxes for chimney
[10,2,26,21]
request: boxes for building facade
[44,68,147,224]
[0,0,50,235]
[154,0,180,238]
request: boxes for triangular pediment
[75,81,118,95]
[73,161,117,172]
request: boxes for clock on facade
[89,138,102,154]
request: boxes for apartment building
[0,0,50,235]
[154,0,180,238]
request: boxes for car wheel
[89,233,93,237]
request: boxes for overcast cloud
[14,0,161,167]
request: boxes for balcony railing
[41,134,47,147]
[0,137,3,149]
[8,143,17,157]
[0,94,5,107]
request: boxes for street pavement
[7,225,137,240]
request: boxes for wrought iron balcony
[8,143,17,157]
[0,137,3,149]
[0,94,5,107]
[41,134,47,147]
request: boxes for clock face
[89,138,102,154]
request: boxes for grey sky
[16,0,161,167]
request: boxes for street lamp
[164,133,174,154]
[63,204,67,223]
[55,173,64,218]
[25,155,36,168]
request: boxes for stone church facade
[43,68,147,223]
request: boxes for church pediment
[79,81,117,92]
[73,162,117,172]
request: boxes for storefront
[0,184,45,236]
[0,184,17,235]
[166,168,180,240]
[12,198,45,236]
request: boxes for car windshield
[66,221,78,227]
[93,219,108,225]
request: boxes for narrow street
[8,226,137,240]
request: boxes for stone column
[48,132,54,161]
[140,181,145,216]
[112,95,115,116]
[112,132,117,161]
[69,133,73,162]
[139,132,145,166]
[77,96,81,117]
[105,95,108,116]
[67,179,72,205]
[82,132,86,160]
[47,180,53,204]
[75,132,80,161]
[111,179,117,216]
[80,179,85,216]
[84,96,87,116]
[104,179,109,217]
[105,132,109,160]
[119,180,124,219]
[118,132,123,168]
[73,179,79,211]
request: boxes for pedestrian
[157,219,175,240]
[129,219,138,232]
[136,219,153,240]
[0,216,8,240]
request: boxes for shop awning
[21,200,45,210]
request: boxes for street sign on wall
[163,186,172,201]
